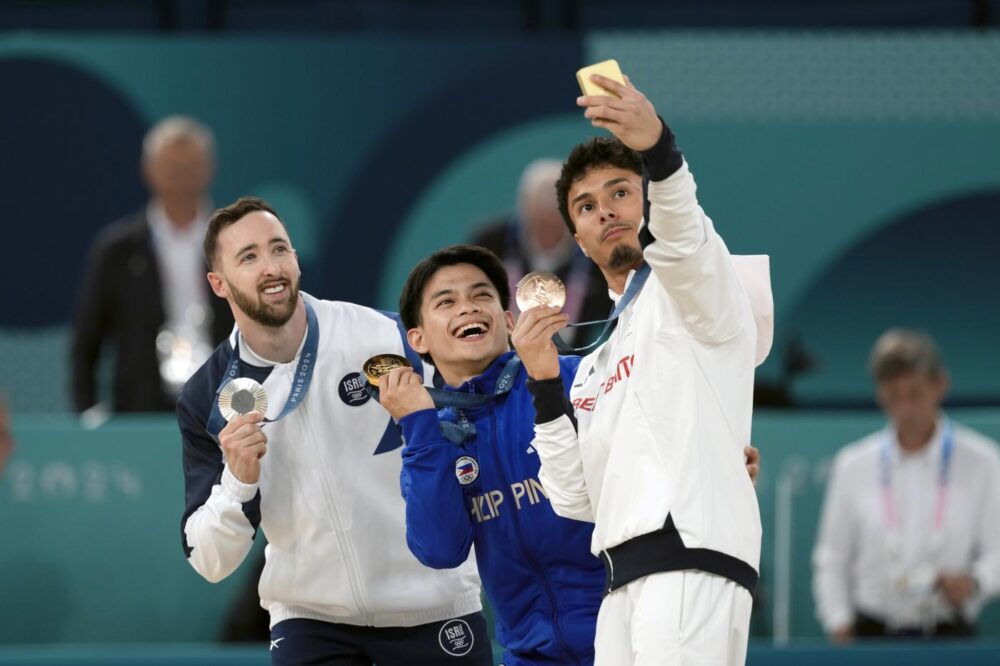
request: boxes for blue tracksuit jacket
[399,351,604,666]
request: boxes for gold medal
[515,272,566,311]
[363,354,412,385]
[217,377,269,422]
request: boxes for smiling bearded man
[177,198,492,666]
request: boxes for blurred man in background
[814,329,1000,640]
[71,115,233,414]
[471,159,609,345]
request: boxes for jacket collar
[435,350,519,395]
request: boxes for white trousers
[594,571,752,666]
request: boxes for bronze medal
[515,272,567,311]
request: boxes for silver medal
[217,377,269,422]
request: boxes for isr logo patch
[338,372,371,407]
[438,618,474,656]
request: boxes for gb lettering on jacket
[571,354,636,413]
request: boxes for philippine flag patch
[454,456,479,485]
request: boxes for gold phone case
[576,59,625,97]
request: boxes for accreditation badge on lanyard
[881,422,955,607]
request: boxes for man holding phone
[513,71,769,665]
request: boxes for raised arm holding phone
[514,69,772,666]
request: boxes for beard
[608,243,644,271]
[228,275,301,327]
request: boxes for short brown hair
[204,196,283,270]
[869,329,945,382]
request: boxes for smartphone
[576,59,626,97]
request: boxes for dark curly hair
[555,137,643,233]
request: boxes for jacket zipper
[300,401,371,618]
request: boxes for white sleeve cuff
[221,465,259,504]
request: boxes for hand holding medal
[511,272,569,381]
[363,354,435,421]
[216,378,270,485]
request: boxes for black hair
[399,244,511,363]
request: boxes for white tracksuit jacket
[533,152,771,580]
[178,293,481,628]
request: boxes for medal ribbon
[438,412,477,445]
[553,263,652,354]
[431,354,522,442]
[206,300,320,439]
[427,354,522,409]
[366,354,523,444]
[366,354,522,411]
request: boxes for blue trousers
[269,612,494,665]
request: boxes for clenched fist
[511,306,567,381]
[219,411,268,484]
[577,74,662,152]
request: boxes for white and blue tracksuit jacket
[178,293,482,629]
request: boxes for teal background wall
[0,33,584,411]
[384,32,1000,403]
[0,417,259,643]
[1,32,999,413]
